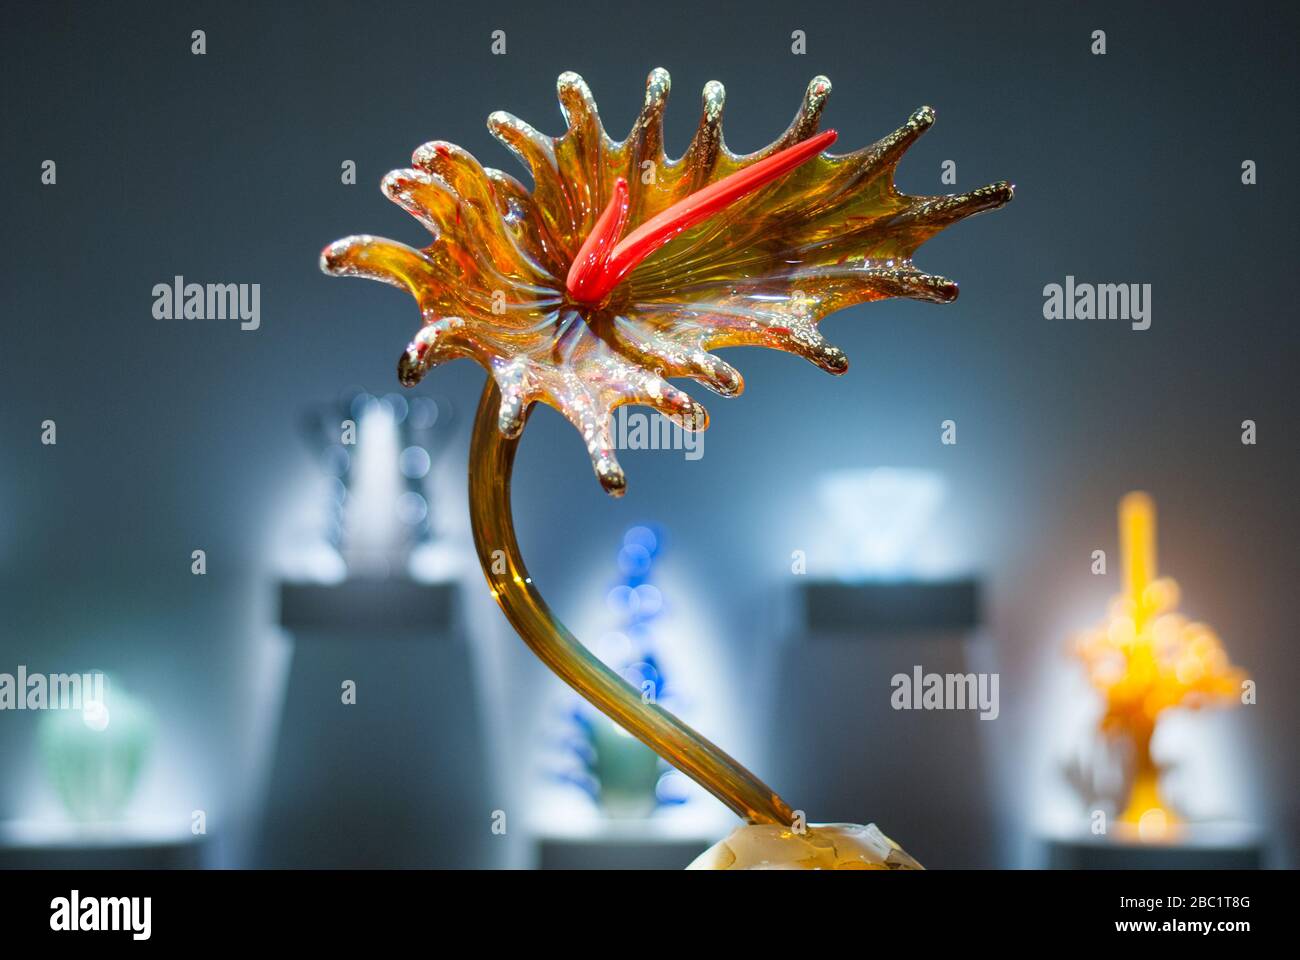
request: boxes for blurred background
[1,0,1294,868]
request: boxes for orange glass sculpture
[323,68,1012,865]
[1073,492,1249,836]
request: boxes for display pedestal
[0,820,206,869]
[533,819,715,870]
[766,578,997,868]
[1040,822,1266,869]
[258,578,503,868]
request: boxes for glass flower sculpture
[1073,492,1248,836]
[323,69,1012,867]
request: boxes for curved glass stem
[468,380,794,825]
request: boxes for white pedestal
[532,818,716,870]
[258,578,502,868]
[1040,822,1267,869]
[0,819,206,869]
[765,579,996,868]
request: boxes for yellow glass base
[688,823,923,870]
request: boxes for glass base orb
[687,822,923,870]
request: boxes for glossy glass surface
[323,69,1012,494]
[1073,493,1248,828]
[324,71,1010,851]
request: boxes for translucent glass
[1073,493,1248,829]
[323,68,1012,495]
[323,70,1012,858]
